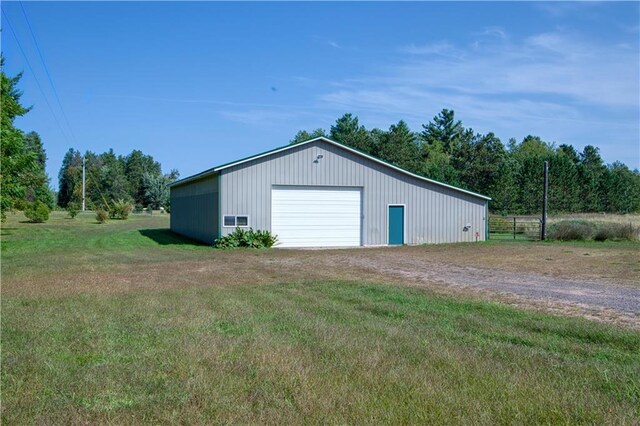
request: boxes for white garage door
[271,186,362,247]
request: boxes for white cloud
[318,30,639,166]
[321,31,639,113]
[389,32,638,108]
[479,26,508,40]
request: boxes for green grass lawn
[1,212,208,285]
[2,212,639,423]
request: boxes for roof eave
[169,168,218,188]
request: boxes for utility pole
[82,156,86,212]
[541,161,548,240]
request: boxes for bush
[108,199,132,220]
[593,223,639,241]
[133,204,144,214]
[547,220,594,241]
[67,202,80,219]
[253,229,278,247]
[96,209,109,224]
[24,201,50,223]
[547,220,639,242]
[214,228,278,248]
[14,198,29,212]
[593,226,612,242]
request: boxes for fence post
[485,202,489,241]
[541,161,548,240]
[513,217,516,240]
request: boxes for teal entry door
[388,205,404,245]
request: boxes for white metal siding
[271,186,361,247]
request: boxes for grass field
[2,212,639,424]
[490,213,640,241]
[549,213,640,227]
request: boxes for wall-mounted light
[313,154,324,164]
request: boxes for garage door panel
[271,186,361,247]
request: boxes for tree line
[0,59,178,221]
[291,111,640,214]
[57,148,179,210]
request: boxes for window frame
[223,215,236,227]
[235,215,249,227]
[222,215,250,228]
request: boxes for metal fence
[489,216,542,240]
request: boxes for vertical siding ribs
[173,140,487,246]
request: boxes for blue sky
[2,1,639,186]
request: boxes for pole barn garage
[170,137,490,247]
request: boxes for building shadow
[138,228,207,246]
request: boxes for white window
[223,215,249,227]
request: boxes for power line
[18,1,79,145]
[1,8,71,144]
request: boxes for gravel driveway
[288,249,640,319]
[342,255,639,315]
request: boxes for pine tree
[509,136,554,214]
[420,140,460,185]
[420,109,465,155]
[456,132,506,194]
[578,145,606,212]
[0,56,50,220]
[330,113,374,153]
[95,149,129,205]
[375,121,420,172]
[548,148,580,212]
[124,150,162,205]
[22,131,53,208]
[57,148,83,208]
[289,128,327,145]
[490,156,520,214]
[601,162,640,213]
